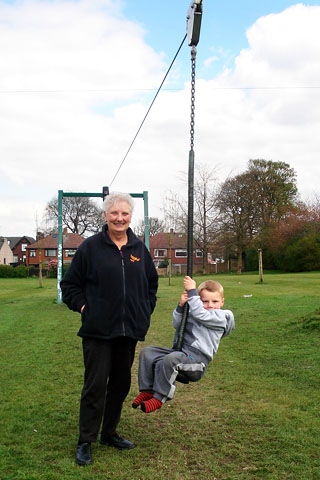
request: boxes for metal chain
[176,45,197,351]
[190,46,197,150]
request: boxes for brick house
[26,228,84,268]
[149,230,232,274]
[7,236,36,265]
[149,230,204,274]
[0,237,14,265]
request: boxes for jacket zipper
[120,249,126,336]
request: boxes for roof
[7,236,36,248]
[150,231,187,249]
[27,232,84,249]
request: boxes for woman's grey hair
[102,191,135,214]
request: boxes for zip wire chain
[190,46,197,151]
[175,45,197,352]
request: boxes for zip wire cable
[109,33,187,188]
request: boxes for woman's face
[104,201,132,235]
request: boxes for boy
[132,275,235,413]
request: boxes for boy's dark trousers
[78,336,137,444]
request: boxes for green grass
[0,273,319,480]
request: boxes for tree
[215,172,255,273]
[162,163,219,272]
[44,196,104,237]
[215,159,298,273]
[162,190,187,233]
[193,164,219,272]
[247,159,298,230]
[264,197,320,271]
[134,217,165,238]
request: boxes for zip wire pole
[176,0,203,351]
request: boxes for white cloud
[1,2,320,236]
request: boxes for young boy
[132,275,235,413]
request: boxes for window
[21,243,28,252]
[154,249,167,257]
[45,249,57,257]
[196,249,203,258]
[30,250,36,257]
[175,249,187,257]
[65,249,76,257]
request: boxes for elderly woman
[61,192,158,466]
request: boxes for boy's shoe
[141,397,163,413]
[132,391,153,409]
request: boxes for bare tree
[44,196,104,237]
[162,163,219,272]
[193,164,219,272]
[134,217,166,238]
[162,190,187,233]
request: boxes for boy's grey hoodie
[172,288,235,364]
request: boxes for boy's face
[200,289,224,310]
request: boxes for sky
[1,0,320,237]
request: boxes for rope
[109,34,187,187]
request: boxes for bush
[0,265,14,278]
[0,264,30,278]
[14,264,28,278]
[281,234,320,272]
[158,259,169,268]
[244,248,259,271]
[27,266,37,277]
[47,260,58,278]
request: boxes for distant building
[0,237,14,265]
[7,236,36,265]
[149,230,204,274]
[26,228,84,268]
[149,229,231,275]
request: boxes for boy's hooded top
[172,288,235,364]
[61,225,158,341]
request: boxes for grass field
[0,273,319,480]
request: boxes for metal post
[56,189,149,304]
[258,248,263,283]
[143,191,150,250]
[57,189,63,304]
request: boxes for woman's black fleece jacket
[60,225,158,341]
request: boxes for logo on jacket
[130,254,141,263]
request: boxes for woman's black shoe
[75,442,92,466]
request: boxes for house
[149,230,231,275]
[7,236,36,265]
[149,230,204,274]
[26,228,84,268]
[0,237,14,265]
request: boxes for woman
[61,191,158,466]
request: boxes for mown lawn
[0,273,319,480]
